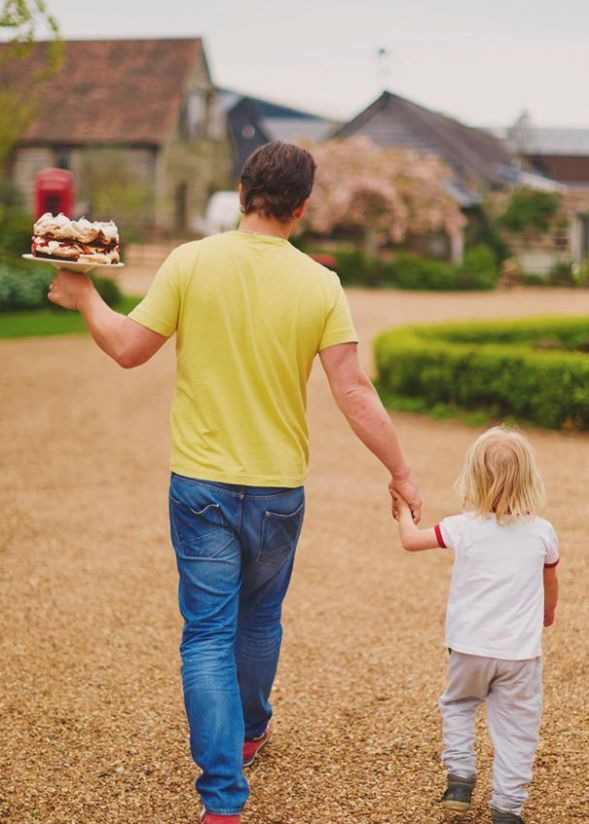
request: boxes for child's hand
[389,475,422,523]
[392,493,410,521]
[544,611,555,627]
[392,496,439,551]
[392,493,400,521]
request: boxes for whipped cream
[33,212,119,243]
[95,221,119,241]
[31,212,121,264]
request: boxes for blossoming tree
[304,136,466,258]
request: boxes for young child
[393,426,559,824]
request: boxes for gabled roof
[0,38,207,146]
[335,91,514,187]
[225,97,272,176]
[219,89,335,177]
[219,89,331,124]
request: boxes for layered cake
[31,212,120,264]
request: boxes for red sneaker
[199,811,240,824]
[242,722,272,767]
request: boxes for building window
[55,147,70,169]
[208,94,226,141]
[180,93,205,139]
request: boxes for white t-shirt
[436,513,559,660]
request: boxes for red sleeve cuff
[434,523,446,548]
[544,559,559,569]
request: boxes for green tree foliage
[498,188,560,235]
[0,0,63,165]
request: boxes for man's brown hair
[240,141,317,221]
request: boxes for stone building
[1,38,231,233]
[336,91,589,271]
[333,90,519,261]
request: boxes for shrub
[574,260,589,286]
[458,244,499,290]
[335,250,387,287]
[522,272,545,286]
[0,206,33,259]
[390,254,459,290]
[0,263,122,311]
[498,189,560,234]
[375,317,589,430]
[334,249,498,291]
[334,250,372,285]
[548,261,575,286]
[92,275,122,306]
[0,264,53,310]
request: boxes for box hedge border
[375,317,589,430]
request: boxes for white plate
[22,254,125,274]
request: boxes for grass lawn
[0,296,142,339]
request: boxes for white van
[195,191,241,235]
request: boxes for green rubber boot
[441,773,476,813]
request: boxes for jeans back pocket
[170,496,233,560]
[256,498,304,567]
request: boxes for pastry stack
[31,213,120,264]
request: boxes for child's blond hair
[455,425,546,523]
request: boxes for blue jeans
[169,473,305,815]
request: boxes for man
[48,141,422,823]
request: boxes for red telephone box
[35,168,74,218]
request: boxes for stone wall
[158,138,231,232]
[12,144,158,223]
[12,147,54,210]
[154,54,232,231]
[75,146,158,231]
[10,52,232,234]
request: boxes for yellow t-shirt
[129,230,358,487]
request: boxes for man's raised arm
[48,269,168,368]
[319,341,422,521]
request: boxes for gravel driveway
[1,286,587,823]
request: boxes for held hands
[391,489,439,551]
[389,474,422,523]
[391,492,417,534]
[391,492,410,521]
[48,269,93,311]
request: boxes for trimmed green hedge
[334,245,499,291]
[375,317,589,430]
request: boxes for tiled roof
[335,91,514,187]
[0,38,205,145]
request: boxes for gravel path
[1,287,588,823]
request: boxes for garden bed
[375,317,589,429]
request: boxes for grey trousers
[439,651,543,815]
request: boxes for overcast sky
[24,0,589,127]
